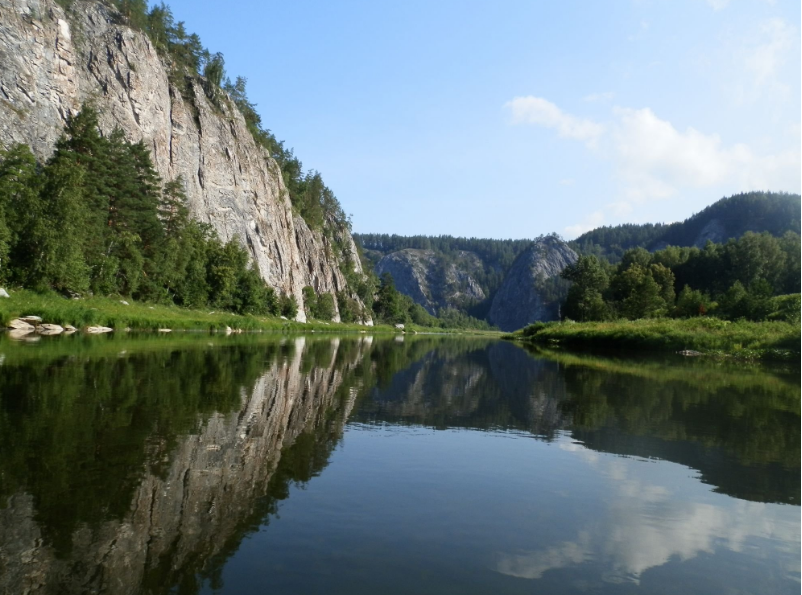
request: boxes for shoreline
[0,290,500,337]
[503,317,801,362]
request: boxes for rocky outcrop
[488,236,577,332]
[375,249,485,315]
[0,0,369,323]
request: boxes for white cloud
[613,107,749,199]
[613,107,799,201]
[583,92,615,103]
[507,95,800,218]
[628,20,650,41]
[505,96,604,147]
[705,0,730,10]
[496,440,800,585]
[721,18,799,105]
[744,18,795,88]
[564,211,605,238]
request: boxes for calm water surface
[0,334,798,594]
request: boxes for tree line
[0,107,297,318]
[571,191,801,262]
[561,231,800,323]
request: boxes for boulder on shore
[36,324,64,335]
[85,326,113,334]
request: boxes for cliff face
[375,249,485,315]
[0,0,368,323]
[488,236,577,331]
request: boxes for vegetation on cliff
[57,0,354,268]
[0,108,297,317]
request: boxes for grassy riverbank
[504,317,800,361]
[0,290,494,335]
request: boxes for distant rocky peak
[488,237,577,332]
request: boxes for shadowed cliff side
[489,236,577,331]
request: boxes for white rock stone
[36,324,64,335]
[8,319,34,330]
[0,289,9,298]
[85,326,113,334]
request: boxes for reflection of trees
[354,341,800,504]
[353,341,571,438]
[0,335,797,593]
[0,335,371,594]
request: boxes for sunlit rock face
[489,236,577,332]
[0,337,368,595]
[0,0,368,323]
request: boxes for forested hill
[571,192,801,262]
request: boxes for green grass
[505,317,801,361]
[0,290,499,335]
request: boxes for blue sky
[162,0,800,239]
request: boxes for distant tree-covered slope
[571,192,801,262]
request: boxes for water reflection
[496,438,799,586]
[0,335,370,594]
[0,334,797,594]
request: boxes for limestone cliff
[375,249,485,315]
[0,0,369,323]
[488,236,577,332]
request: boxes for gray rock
[36,324,64,335]
[489,236,578,332]
[693,218,726,248]
[8,319,34,330]
[0,0,371,325]
[85,326,113,334]
[376,249,485,315]
[20,316,42,323]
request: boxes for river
[0,334,798,594]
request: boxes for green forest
[0,108,299,318]
[560,231,800,323]
[358,193,801,331]
[571,191,800,262]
